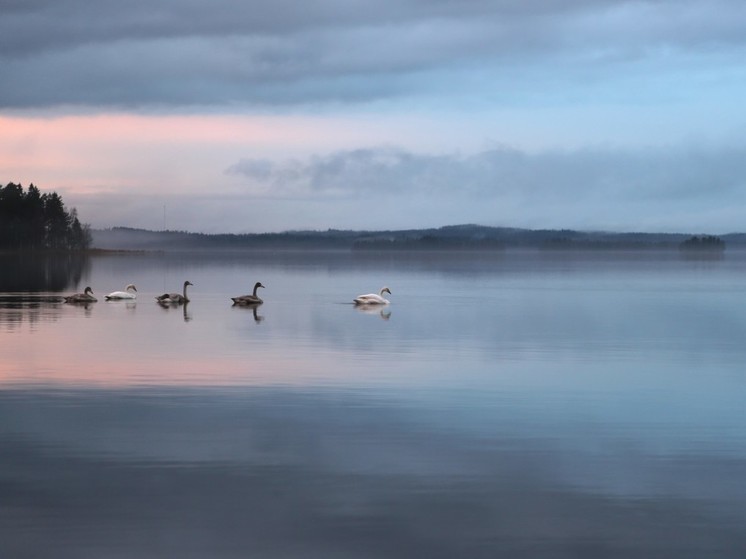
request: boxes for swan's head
[184,281,193,287]
[126,284,137,292]
[381,287,391,295]
[254,282,265,290]
[84,287,94,295]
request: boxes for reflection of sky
[1,386,745,558]
[3,251,746,389]
[2,252,746,556]
[1,253,744,452]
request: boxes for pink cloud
[0,112,440,201]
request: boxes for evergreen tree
[0,182,91,250]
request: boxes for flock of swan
[63,282,392,307]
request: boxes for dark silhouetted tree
[0,182,91,250]
[680,235,725,251]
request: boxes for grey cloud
[227,145,746,202]
[216,144,746,232]
[64,142,746,234]
[2,0,745,108]
[228,148,457,197]
[0,0,590,54]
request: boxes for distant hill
[91,225,744,252]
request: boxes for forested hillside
[92,224,736,251]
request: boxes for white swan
[105,284,137,300]
[64,286,98,303]
[155,281,192,304]
[231,281,264,305]
[354,287,391,305]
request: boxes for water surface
[2,250,745,558]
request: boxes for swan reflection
[65,301,96,316]
[157,300,192,322]
[104,297,137,311]
[354,304,391,320]
[233,302,264,323]
[123,300,137,311]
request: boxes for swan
[231,281,265,305]
[354,287,391,305]
[105,284,137,300]
[64,286,98,303]
[155,281,192,304]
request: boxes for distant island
[91,225,742,252]
[678,235,726,252]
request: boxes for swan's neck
[253,285,259,296]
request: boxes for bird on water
[232,282,265,305]
[105,284,137,300]
[353,287,391,305]
[64,286,97,303]
[156,281,192,304]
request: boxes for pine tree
[0,182,91,250]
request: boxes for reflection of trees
[680,235,725,251]
[679,236,726,261]
[0,296,64,330]
[0,253,90,292]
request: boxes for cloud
[5,2,746,233]
[206,143,746,233]
[2,0,746,109]
[71,136,746,232]
[227,144,746,203]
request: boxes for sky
[1,0,746,234]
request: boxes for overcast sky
[2,0,745,233]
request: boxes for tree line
[679,235,725,251]
[0,182,91,250]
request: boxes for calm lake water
[1,249,746,558]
